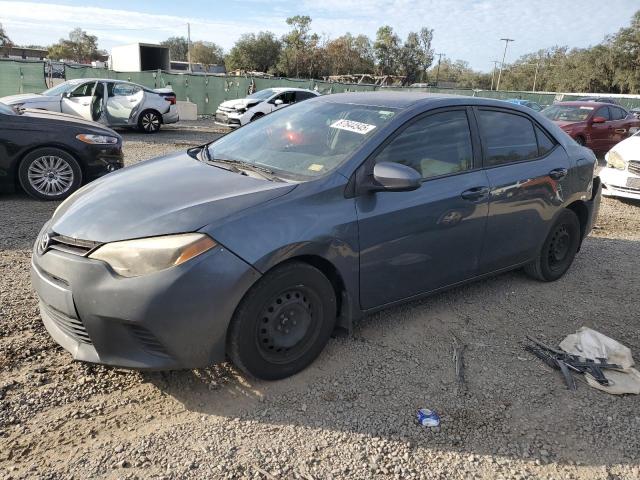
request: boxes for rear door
[476,107,572,273]
[60,81,96,120]
[609,106,632,145]
[106,82,144,126]
[357,108,490,309]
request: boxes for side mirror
[274,99,284,106]
[371,162,421,192]
[592,116,607,124]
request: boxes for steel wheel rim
[548,225,571,270]
[256,287,320,363]
[142,113,160,131]
[27,155,74,196]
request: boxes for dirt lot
[1,123,639,479]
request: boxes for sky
[1,0,638,71]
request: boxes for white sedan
[215,87,319,128]
[0,79,179,133]
[601,130,640,200]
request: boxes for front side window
[594,107,611,121]
[374,110,473,179]
[69,82,95,97]
[477,110,539,167]
[274,92,295,105]
[208,101,397,180]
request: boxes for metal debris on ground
[524,328,640,394]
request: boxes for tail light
[164,95,176,105]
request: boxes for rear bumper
[162,105,179,125]
[31,231,260,370]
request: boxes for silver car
[0,79,179,133]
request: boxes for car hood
[21,108,118,131]
[0,93,52,105]
[609,134,640,159]
[219,98,261,109]
[49,152,296,243]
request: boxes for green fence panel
[0,60,47,96]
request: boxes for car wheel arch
[566,200,589,245]
[15,144,85,187]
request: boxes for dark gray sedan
[31,93,601,379]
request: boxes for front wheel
[524,209,581,282]
[18,148,82,201]
[226,262,337,380]
[138,110,162,133]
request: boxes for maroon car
[542,101,640,154]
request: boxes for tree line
[1,10,639,93]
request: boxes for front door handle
[549,168,568,180]
[461,186,490,201]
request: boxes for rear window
[535,126,556,156]
[477,110,539,166]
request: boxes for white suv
[215,87,319,128]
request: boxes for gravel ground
[1,122,639,480]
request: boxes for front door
[474,107,573,273]
[357,109,489,310]
[106,82,144,126]
[60,81,96,120]
[589,106,612,152]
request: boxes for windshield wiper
[206,152,281,181]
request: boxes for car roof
[268,87,317,93]
[553,101,615,108]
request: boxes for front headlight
[89,233,217,277]
[605,150,628,171]
[76,134,119,145]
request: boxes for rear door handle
[549,168,568,180]
[461,186,490,201]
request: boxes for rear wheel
[525,209,581,282]
[138,110,162,133]
[226,262,336,380]
[18,148,82,201]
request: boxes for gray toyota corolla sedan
[31,93,601,380]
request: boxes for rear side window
[535,126,556,156]
[477,110,539,166]
[609,106,627,120]
[374,110,473,179]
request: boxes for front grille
[628,161,640,176]
[129,325,169,357]
[42,302,92,344]
[48,234,100,256]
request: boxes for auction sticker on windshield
[330,119,377,135]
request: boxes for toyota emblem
[38,232,50,255]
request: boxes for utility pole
[187,22,192,73]
[496,38,514,91]
[434,53,444,87]
[490,60,501,91]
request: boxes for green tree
[278,15,313,77]
[610,10,640,93]
[47,28,104,63]
[325,33,375,75]
[373,26,400,75]
[190,41,225,68]
[160,36,189,62]
[0,22,12,56]
[225,31,281,73]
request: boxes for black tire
[137,110,162,133]
[227,261,337,380]
[575,136,586,146]
[524,209,581,282]
[250,112,265,122]
[18,148,82,201]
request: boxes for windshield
[207,100,397,180]
[542,105,593,122]
[0,102,16,115]
[42,81,78,96]
[246,89,278,100]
